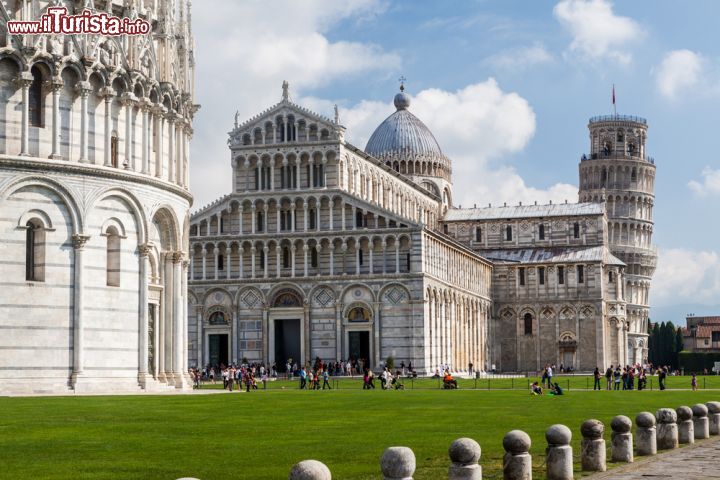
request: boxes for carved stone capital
[72,234,91,250]
[138,243,153,257]
[171,251,185,263]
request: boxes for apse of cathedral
[188,82,656,374]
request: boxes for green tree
[649,322,661,366]
[675,327,684,366]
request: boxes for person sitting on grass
[531,381,543,395]
[443,370,458,389]
[392,370,405,390]
[548,382,564,396]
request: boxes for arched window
[259,249,265,269]
[631,168,637,183]
[538,224,545,240]
[256,211,264,232]
[573,222,580,239]
[518,267,525,286]
[25,219,45,282]
[358,248,364,266]
[311,247,318,268]
[608,271,615,283]
[475,226,482,242]
[356,210,364,228]
[283,247,290,268]
[219,217,224,233]
[538,267,545,285]
[309,209,316,229]
[29,66,43,127]
[524,313,533,335]
[506,225,513,241]
[218,254,224,271]
[106,226,121,287]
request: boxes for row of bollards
[179,401,720,480]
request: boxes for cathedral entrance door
[209,334,229,367]
[274,319,301,368]
[348,331,370,369]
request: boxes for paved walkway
[589,436,720,479]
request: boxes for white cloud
[655,49,704,100]
[688,167,720,196]
[307,80,577,207]
[484,43,554,71]
[653,248,720,307]
[189,0,399,210]
[553,0,643,64]
[189,3,575,212]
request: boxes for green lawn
[0,388,718,480]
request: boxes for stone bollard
[381,447,416,480]
[580,419,606,472]
[656,408,679,450]
[289,460,332,480]
[502,430,532,480]
[692,404,710,440]
[676,406,695,444]
[545,424,573,480]
[448,437,482,480]
[610,415,633,463]
[707,402,720,435]
[635,412,657,456]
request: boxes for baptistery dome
[365,88,451,184]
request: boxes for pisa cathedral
[0,0,196,394]
[188,84,657,375]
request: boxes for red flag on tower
[612,85,615,105]
[612,84,617,115]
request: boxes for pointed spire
[282,80,289,101]
[334,104,339,124]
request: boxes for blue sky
[191,0,720,324]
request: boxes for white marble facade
[0,0,197,394]
[189,85,657,374]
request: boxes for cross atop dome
[398,75,407,92]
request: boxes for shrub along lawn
[0,389,718,479]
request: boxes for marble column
[76,81,91,163]
[138,244,151,386]
[50,79,64,160]
[121,93,135,170]
[71,234,91,387]
[140,99,151,174]
[172,252,189,387]
[303,244,308,277]
[167,115,175,182]
[291,245,296,277]
[18,72,32,156]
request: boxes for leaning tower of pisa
[578,114,657,366]
[0,0,197,394]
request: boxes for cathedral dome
[365,90,445,162]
